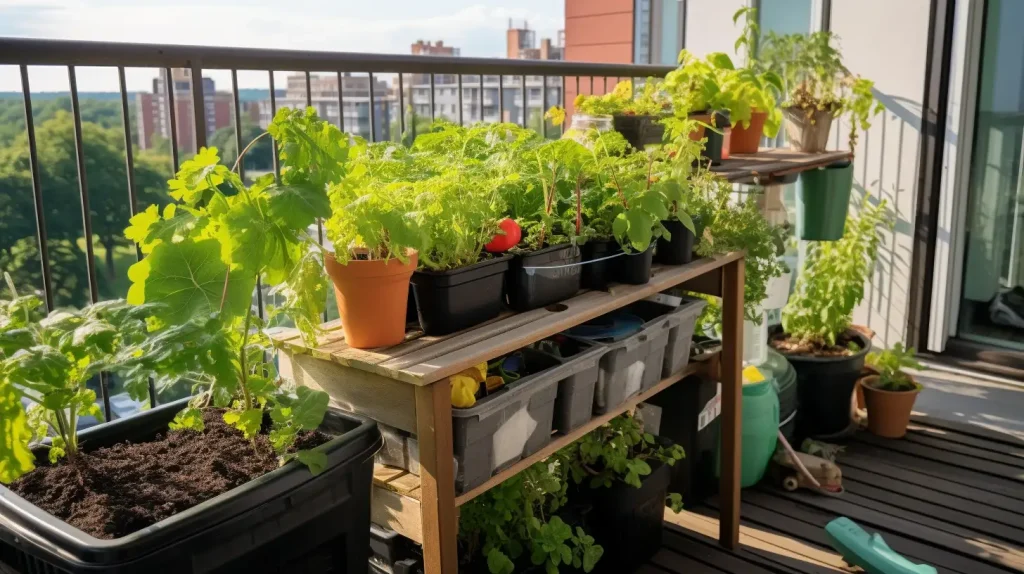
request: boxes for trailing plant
[573,79,671,117]
[459,458,604,574]
[0,276,159,483]
[558,414,685,512]
[123,107,336,472]
[781,195,892,349]
[866,343,923,392]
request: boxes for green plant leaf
[224,408,263,439]
[265,184,331,232]
[290,386,330,430]
[296,449,328,475]
[0,379,34,484]
[169,406,205,432]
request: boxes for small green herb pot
[797,160,854,241]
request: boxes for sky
[0,0,565,92]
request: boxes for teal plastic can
[718,377,780,487]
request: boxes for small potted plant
[773,196,892,437]
[558,414,685,572]
[663,50,720,142]
[708,50,784,155]
[861,343,924,438]
[572,79,673,151]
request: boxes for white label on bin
[492,408,537,471]
[625,361,645,397]
[698,383,722,431]
[646,293,682,307]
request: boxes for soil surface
[10,409,329,540]
[770,333,861,357]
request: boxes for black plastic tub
[612,114,667,150]
[616,243,655,285]
[772,329,872,438]
[412,254,512,335]
[655,219,696,265]
[589,459,671,572]
[581,239,619,290]
[0,398,382,574]
[506,243,582,312]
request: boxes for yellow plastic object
[485,375,505,393]
[451,375,479,408]
[742,365,766,385]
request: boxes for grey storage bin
[659,296,707,377]
[534,338,607,433]
[451,349,561,493]
[591,331,651,414]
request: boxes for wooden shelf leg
[719,257,744,550]
[416,380,459,574]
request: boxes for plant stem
[232,131,272,174]
[239,305,254,411]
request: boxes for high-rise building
[135,69,236,153]
[261,73,393,142]
[507,20,564,61]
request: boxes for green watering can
[825,518,937,574]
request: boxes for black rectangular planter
[589,459,671,572]
[615,244,655,285]
[411,254,512,335]
[655,219,696,265]
[581,239,619,290]
[0,398,382,574]
[506,243,582,312]
[612,114,667,150]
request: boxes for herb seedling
[866,343,924,392]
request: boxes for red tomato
[485,219,522,253]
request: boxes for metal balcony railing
[0,37,674,417]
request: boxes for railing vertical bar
[457,74,464,126]
[368,72,377,142]
[479,74,485,122]
[575,76,580,98]
[498,75,504,121]
[20,65,54,312]
[269,71,280,181]
[398,73,405,136]
[305,71,312,107]
[336,71,346,132]
[604,77,608,93]
[231,70,246,182]
[541,75,549,138]
[589,76,594,95]
[164,67,179,172]
[562,76,568,134]
[520,74,527,128]
[429,74,436,121]
[71,65,111,421]
[190,63,207,149]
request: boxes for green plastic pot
[797,160,854,241]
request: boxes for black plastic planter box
[412,254,512,335]
[506,243,582,312]
[0,398,382,574]
[612,114,667,150]
[581,239,619,290]
[616,244,655,285]
[589,459,671,572]
[655,219,696,265]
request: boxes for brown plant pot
[688,111,711,142]
[860,375,920,439]
[325,251,417,349]
[855,365,878,410]
[783,107,835,153]
[729,110,767,154]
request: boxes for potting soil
[770,333,860,357]
[9,409,329,540]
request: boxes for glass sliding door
[957,0,1024,351]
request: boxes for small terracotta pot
[729,110,767,154]
[855,365,878,410]
[688,111,711,142]
[860,375,920,439]
[325,251,417,349]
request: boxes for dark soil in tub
[9,409,330,540]
[769,332,861,357]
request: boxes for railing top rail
[0,38,676,77]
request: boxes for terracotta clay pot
[688,111,712,142]
[729,110,767,154]
[855,365,878,410]
[783,107,835,153]
[860,375,920,439]
[325,251,417,349]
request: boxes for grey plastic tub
[451,349,561,493]
[659,296,707,377]
[537,339,607,434]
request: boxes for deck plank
[853,433,1024,482]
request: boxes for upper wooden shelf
[711,148,852,183]
[272,252,742,386]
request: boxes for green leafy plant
[459,458,604,574]
[709,52,784,137]
[573,79,671,117]
[663,50,722,114]
[0,275,161,482]
[866,343,923,392]
[781,195,892,350]
[123,107,336,471]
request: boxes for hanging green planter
[797,160,854,241]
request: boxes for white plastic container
[743,309,769,367]
[764,271,793,310]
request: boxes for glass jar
[562,114,613,147]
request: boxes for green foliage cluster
[866,343,924,392]
[781,195,893,348]
[573,80,671,117]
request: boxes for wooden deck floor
[647,416,1024,573]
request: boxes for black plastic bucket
[655,219,696,265]
[581,239,619,290]
[0,398,381,574]
[506,243,582,312]
[411,254,512,335]
[589,459,671,572]
[616,243,655,285]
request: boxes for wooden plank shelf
[273,252,742,386]
[711,148,852,183]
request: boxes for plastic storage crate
[452,348,562,493]
[532,337,607,434]
[633,295,706,377]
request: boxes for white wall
[684,0,749,60]
[830,0,931,348]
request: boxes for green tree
[208,120,273,173]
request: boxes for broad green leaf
[224,408,263,439]
[265,184,331,232]
[167,147,228,205]
[583,545,603,572]
[219,199,271,273]
[707,52,735,70]
[169,406,206,432]
[295,449,328,476]
[291,386,329,430]
[71,319,117,351]
[486,548,515,574]
[0,379,34,484]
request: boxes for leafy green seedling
[866,343,924,392]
